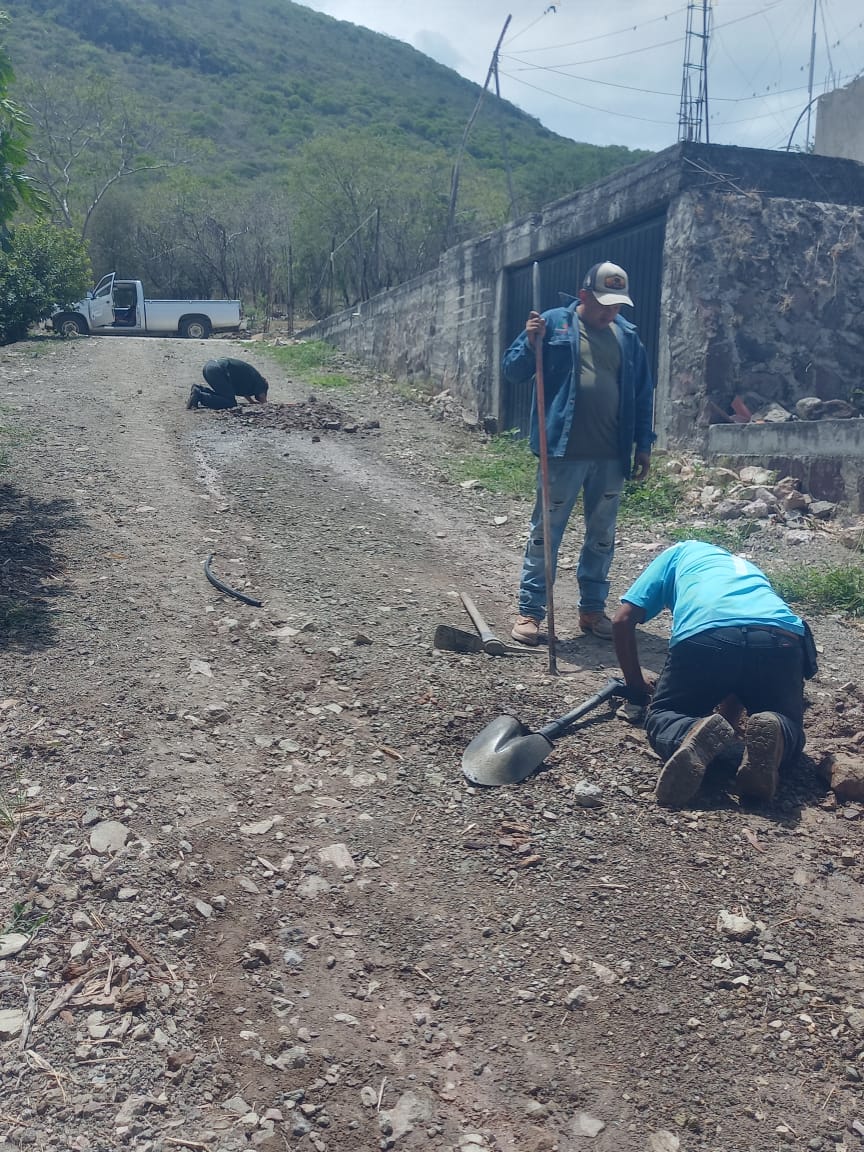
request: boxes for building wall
[815,77,864,164]
[306,143,864,455]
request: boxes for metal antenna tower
[678,1,712,143]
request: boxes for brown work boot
[655,714,736,807]
[511,615,541,646]
[736,712,784,802]
[579,611,614,640]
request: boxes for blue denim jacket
[502,302,655,474]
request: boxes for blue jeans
[517,457,625,621]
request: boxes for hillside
[6,0,647,198]
[2,0,650,311]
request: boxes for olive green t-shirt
[565,318,621,460]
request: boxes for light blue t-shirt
[621,541,804,645]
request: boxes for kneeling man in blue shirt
[612,541,810,806]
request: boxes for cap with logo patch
[582,261,633,307]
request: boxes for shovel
[462,677,626,786]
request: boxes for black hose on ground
[203,553,263,608]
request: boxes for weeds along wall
[304,142,864,450]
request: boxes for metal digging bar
[532,260,558,675]
[461,677,626,787]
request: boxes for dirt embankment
[0,335,862,1152]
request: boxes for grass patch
[0,773,25,832]
[307,372,351,390]
[666,521,761,551]
[618,469,687,525]
[3,900,49,936]
[256,340,338,375]
[254,340,356,392]
[771,563,864,617]
[448,431,536,497]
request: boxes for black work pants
[646,626,805,770]
[195,361,238,409]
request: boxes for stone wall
[658,191,864,447]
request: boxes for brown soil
[0,334,862,1152]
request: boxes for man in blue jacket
[504,262,655,645]
[612,541,810,806]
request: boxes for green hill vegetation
[4,0,650,317]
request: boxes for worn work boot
[511,615,541,646]
[579,611,614,640]
[655,713,736,807]
[736,712,784,802]
[186,385,200,410]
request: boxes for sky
[295,0,864,154]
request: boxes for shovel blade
[461,715,554,786]
[434,624,484,654]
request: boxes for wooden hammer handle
[459,593,497,644]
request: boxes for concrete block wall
[709,420,864,511]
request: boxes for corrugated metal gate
[500,212,667,436]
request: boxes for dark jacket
[203,358,268,399]
[502,303,655,474]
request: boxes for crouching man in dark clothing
[612,541,813,807]
[187,358,269,410]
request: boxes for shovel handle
[538,678,626,741]
[459,592,498,645]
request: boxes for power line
[498,69,677,126]
[505,5,684,53]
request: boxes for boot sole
[510,630,540,647]
[736,712,783,801]
[656,714,736,806]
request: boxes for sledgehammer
[459,592,536,656]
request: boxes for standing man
[612,541,812,807]
[187,357,269,410]
[504,262,654,645]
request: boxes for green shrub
[0,221,91,344]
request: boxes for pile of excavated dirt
[0,335,861,1152]
[216,397,381,436]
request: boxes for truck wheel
[180,317,211,339]
[55,314,88,337]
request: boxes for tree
[0,219,91,343]
[0,14,45,224]
[21,72,192,239]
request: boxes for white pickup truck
[52,274,242,339]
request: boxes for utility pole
[805,0,818,150]
[678,1,712,143]
[446,14,511,247]
[493,52,517,221]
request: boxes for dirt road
[0,335,862,1152]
